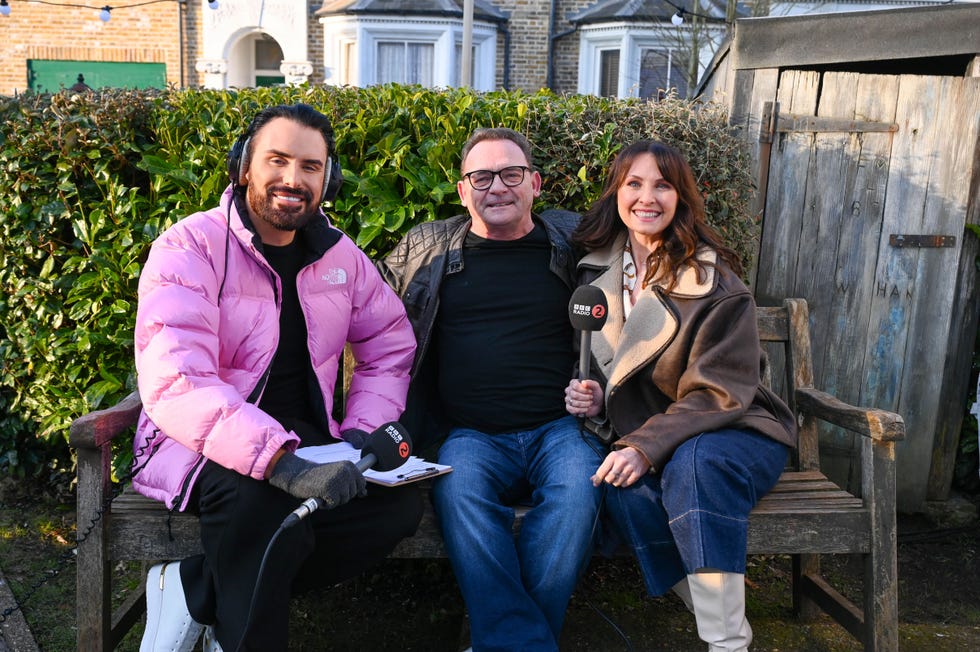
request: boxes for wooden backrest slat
[755,307,789,342]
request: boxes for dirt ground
[282,500,980,651]
[1,481,978,651]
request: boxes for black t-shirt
[435,225,575,433]
[258,237,316,427]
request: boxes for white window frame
[320,16,497,90]
[375,40,437,86]
[578,22,725,99]
[633,40,687,99]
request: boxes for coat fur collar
[578,232,718,388]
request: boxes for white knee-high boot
[671,577,695,613]
[687,571,752,652]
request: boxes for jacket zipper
[170,454,205,512]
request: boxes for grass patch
[2,479,978,651]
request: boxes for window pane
[670,52,690,97]
[407,43,434,86]
[377,42,434,86]
[255,38,283,71]
[639,48,689,99]
[343,42,356,85]
[454,43,476,87]
[377,42,405,83]
[600,50,619,97]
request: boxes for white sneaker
[140,561,205,652]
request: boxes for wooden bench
[69,298,905,651]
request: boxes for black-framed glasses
[462,165,530,191]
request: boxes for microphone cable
[234,520,288,652]
[577,480,635,651]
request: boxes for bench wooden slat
[759,491,864,504]
[104,484,871,558]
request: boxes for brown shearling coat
[578,234,797,472]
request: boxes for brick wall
[492,0,590,93]
[0,2,182,95]
[307,3,327,85]
[493,0,552,91]
[183,2,205,88]
[551,0,592,95]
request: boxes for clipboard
[295,441,452,487]
[363,459,453,487]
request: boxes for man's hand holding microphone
[268,453,366,511]
[267,422,413,527]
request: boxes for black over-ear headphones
[225,126,344,204]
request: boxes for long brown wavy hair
[572,140,743,292]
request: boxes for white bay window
[321,16,496,90]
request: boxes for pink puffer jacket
[132,187,415,511]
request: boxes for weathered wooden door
[752,70,980,510]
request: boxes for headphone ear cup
[227,135,251,188]
[226,135,244,187]
[237,137,252,186]
[322,157,344,203]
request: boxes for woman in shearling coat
[564,141,797,652]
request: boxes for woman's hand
[592,447,650,488]
[564,379,603,417]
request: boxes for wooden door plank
[800,72,900,492]
[870,75,978,507]
[754,71,821,411]
[755,70,822,306]
[926,78,980,500]
[729,67,779,287]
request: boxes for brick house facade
[0,0,728,98]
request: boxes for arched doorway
[226,32,284,88]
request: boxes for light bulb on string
[99,6,112,22]
[0,0,10,18]
[671,11,684,26]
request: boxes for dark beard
[247,184,319,232]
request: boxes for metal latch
[889,235,956,248]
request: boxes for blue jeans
[603,429,788,596]
[433,416,604,652]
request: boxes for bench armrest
[795,387,905,443]
[69,390,143,450]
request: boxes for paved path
[0,568,38,652]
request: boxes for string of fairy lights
[663,0,730,26]
[0,0,219,21]
[0,0,735,26]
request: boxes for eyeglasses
[462,165,530,191]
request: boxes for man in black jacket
[378,128,604,651]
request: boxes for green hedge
[0,85,756,485]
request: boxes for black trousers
[179,459,423,651]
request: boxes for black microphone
[284,422,412,527]
[568,285,608,381]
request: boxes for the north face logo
[321,268,347,285]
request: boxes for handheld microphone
[284,422,412,527]
[568,285,608,381]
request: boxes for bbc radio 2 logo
[572,303,607,320]
[385,423,411,459]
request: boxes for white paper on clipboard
[295,441,451,486]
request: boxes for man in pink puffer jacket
[132,103,420,652]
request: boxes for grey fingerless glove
[268,452,367,510]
